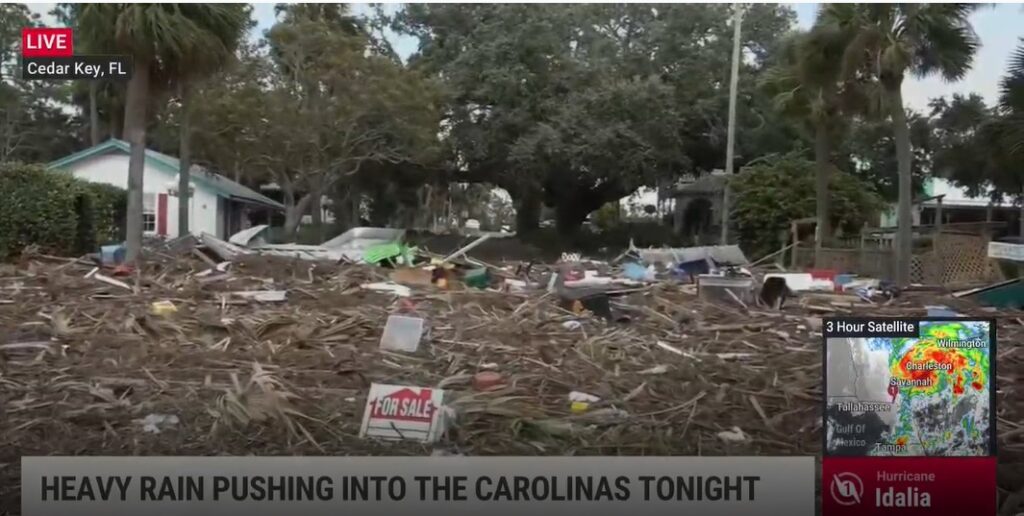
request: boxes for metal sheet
[200,233,250,261]
[637,245,748,265]
[988,241,1024,262]
[322,227,406,249]
[228,225,270,246]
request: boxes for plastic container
[697,274,754,303]
[100,244,126,266]
[379,315,425,352]
[463,268,490,289]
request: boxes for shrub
[0,162,81,258]
[83,182,128,244]
[0,162,127,259]
[730,154,884,258]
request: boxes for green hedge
[730,154,885,258]
[83,182,128,245]
[0,162,127,259]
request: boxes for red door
[157,193,168,236]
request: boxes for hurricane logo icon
[830,472,864,506]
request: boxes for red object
[156,193,168,236]
[110,264,133,277]
[887,384,899,402]
[21,28,73,57]
[810,269,837,280]
[369,388,435,423]
[564,270,584,281]
[398,298,419,313]
[472,371,505,391]
[823,457,995,516]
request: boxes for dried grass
[0,255,1021,513]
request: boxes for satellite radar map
[825,320,993,457]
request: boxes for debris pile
[1,234,1022,513]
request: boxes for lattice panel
[790,235,999,286]
[933,233,997,285]
[911,256,924,284]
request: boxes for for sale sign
[359,383,450,442]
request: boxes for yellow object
[150,300,177,316]
[570,401,590,414]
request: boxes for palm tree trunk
[122,58,151,263]
[178,82,192,237]
[310,188,323,240]
[889,85,913,287]
[108,95,122,140]
[814,123,831,267]
[88,81,100,146]
[515,189,541,234]
[1019,189,1024,237]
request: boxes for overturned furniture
[203,226,406,263]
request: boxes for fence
[790,224,1004,286]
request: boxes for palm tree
[990,40,1024,235]
[761,27,857,265]
[999,39,1024,156]
[168,7,250,236]
[817,4,980,286]
[52,4,101,146]
[77,5,253,262]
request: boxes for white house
[880,177,1019,228]
[48,139,284,239]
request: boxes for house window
[143,193,156,233]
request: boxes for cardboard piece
[389,268,434,286]
[380,315,425,352]
[231,290,287,303]
[359,383,450,442]
[558,291,612,320]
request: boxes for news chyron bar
[822,317,997,515]
[20,28,131,81]
[21,457,814,515]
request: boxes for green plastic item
[464,268,490,289]
[363,241,416,265]
[972,278,1024,308]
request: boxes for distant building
[48,139,284,239]
[881,177,1020,233]
[669,170,727,241]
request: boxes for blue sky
[28,2,1024,112]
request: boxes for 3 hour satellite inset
[825,320,993,457]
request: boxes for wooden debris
[0,251,1018,504]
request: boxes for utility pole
[720,3,743,245]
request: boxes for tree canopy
[395,4,801,234]
[3,3,1024,250]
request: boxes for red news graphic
[19,26,131,81]
[21,27,73,57]
[822,318,997,515]
[823,457,996,515]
